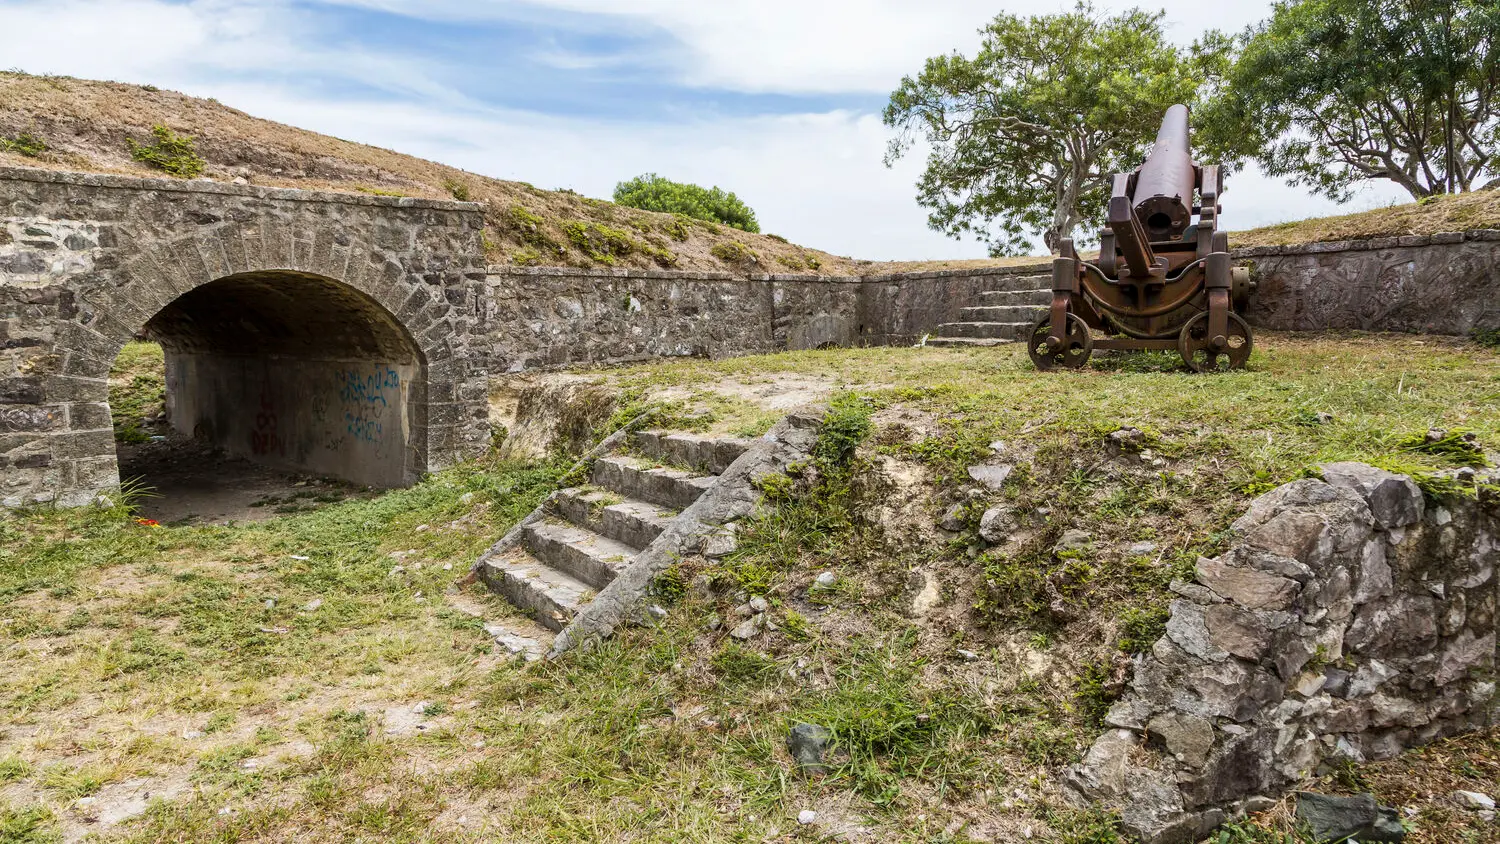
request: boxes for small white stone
[474,739,486,749]
[814,572,837,588]
[956,649,981,662]
[442,563,453,571]
[217,807,234,816]
[389,566,405,577]
[182,729,205,740]
[797,810,818,825]
[289,555,310,561]
[416,524,431,532]
[1456,791,1496,810]
[264,599,276,609]
[749,597,771,613]
[413,701,430,715]
[240,759,258,770]
[76,797,96,807]
[304,599,323,612]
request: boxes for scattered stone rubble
[1067,463,1499,843]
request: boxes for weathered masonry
[1,168,491,506]
[5,165,1500,508]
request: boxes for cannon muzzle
[1132,104,1197,242]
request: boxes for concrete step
[925,336,1018,348]
[935,321,1034,341]
[977,288,1051,306]
[632,431,751,475]
[476,546,593,633]
[551,486,675,550]
[959,305,1045,322]
[521,519,636,590]
[592,455,715,510]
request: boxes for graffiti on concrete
[339,367,402,448]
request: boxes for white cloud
[0,0,1428,262]
[316,0,1278,95]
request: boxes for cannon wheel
[1178,312,1253,372]
[1028,312,1093,371]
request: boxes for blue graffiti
[340,368,401,406]
[345,411,383,442]
[338,367,401,446]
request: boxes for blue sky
[0,0,1410,260]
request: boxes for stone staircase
[927,271,1051,348]
[475,429,750,637]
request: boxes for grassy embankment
[1,333,1497,843]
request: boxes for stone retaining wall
[1239,231,1500,335]
[1068,464,1499,843]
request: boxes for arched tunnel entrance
[111,271,425,517]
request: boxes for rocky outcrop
[1068,464,1499,843]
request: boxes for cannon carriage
[1031,105,1255,372]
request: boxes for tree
[613,174,761,233]
[1198,0,1500,200]
[883,4,1208,255]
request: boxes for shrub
[564,221,636,265]
[0,132,48,158]
[613,173,761,232]
[508,205,563,256]
[1472,327,1500,348]
[441,178,472,201]
[710,241,757,265]
[127,125,205,178]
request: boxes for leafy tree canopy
[883,3,1211,255]
[1197,0,1500,199]
[613,174,761,233]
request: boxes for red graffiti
[250,384,284,457]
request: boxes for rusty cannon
[1030,105,1254,372]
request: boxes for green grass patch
[127,125,204,178]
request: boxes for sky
[0,0,1412,260]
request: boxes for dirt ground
[117,437,365,525]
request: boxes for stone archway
[140,270,427,488]
[12,202,486,507]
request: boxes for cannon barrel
[1132,104,1197,242]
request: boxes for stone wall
[1238,231,1500,335]
[480,268,869,371]
[1068,464,1499,843]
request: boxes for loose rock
[979,506,1017,544]
[1295,792,1406,843]
[787,723,833,774]
[1456,791,1496,811]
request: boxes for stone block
[0,376,43,404]
[0,404,63,433]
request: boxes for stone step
[959,305,1045,322]
[592,455,715,510]
[551,487,675,550]
[978,288,1052,306]
[971,273,1053,293]
[934,321,1034,341]
[925,336,1017,348]
[632,431,751,475]
[476,546,593,633]
[521,519,636,590]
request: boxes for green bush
[563,221,636,265]
[127,125,205,178]
[441,178,472,201]
[613,173,761,233]
[710,241,757,265]
[0,132,48,158]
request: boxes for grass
[108,341,166,443]
[4,333,1498,842]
